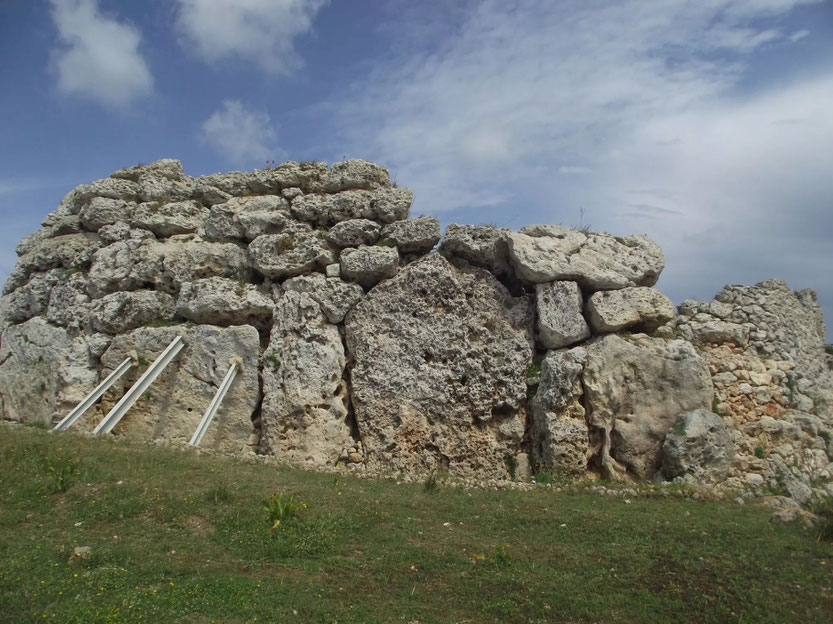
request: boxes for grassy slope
[1,424,831,624]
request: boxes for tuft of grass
[376,238,398,248]
[755,446,768,460]
[525,361,541,379]
[825,344,833,356]
[274,234,295,254]
[1,425,832,623]
[811,497,833,542]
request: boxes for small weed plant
[48,457,79,493]
[754,446,767,460]
[263,491,306,533]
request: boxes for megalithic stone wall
[1,159,831,503]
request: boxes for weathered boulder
[248,224,335,279]
[380,216,441,254]
[531,348,589,475]
[661,409,736,481]
[282,273,364,324]
[97,324,259,453]
[535,281,590,349]
[505,227,664,289]
[0,269,64,324]
[0,318,70,424]
[137,172,195,203]
[87,177,140,201]
[259,291,353,465]
[322,159,390,192]
[203,195,289,241]
[439,224,511,274]
[111,158,185,182]
[586,287,675,333]
[79,197,135,231]
[327,219,381,248]
[131,200,209,237]
[345,254,533,477]
[291,188,412,225]
[87,236,249,298]
[90,290,176,334]
[583,334,713,479]
[46,272,91,331]
[340,246,399,287]
[4,233,101,295]
[687,320,750,347]
[176,277,273,326]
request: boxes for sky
[1,0,832,330]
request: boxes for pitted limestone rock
[380,216,441,254]
[90,290,176,334]
[248,223,335,279]
[340,246,399,287]
[535,281,590,349]
[661,409,736,481]
[204,195,289,241]
[506,227,664,289]
[322,159,390,192]
[259,291,353,465]
[583,334,714,479]
[439,224,511,275]
[79,197,135,231]
[345,254,533,477]
[586,287,675,333]
[531,348,589,475]
[176,277,273,326]
[326,219,381,248]
[291,187,413,225]
[132,200,209,237]
[281,273,364,324]
[4,233,102,295]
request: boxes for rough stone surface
[282,273,364,324]
[345,254,533,477]
[259,291,353,465]
[326,219,381,248]
[132,200,209,237]
[248,224,335,279]
[506,227,664,289]
[380,216,441,253]
[176,277,273,326]
[586,287,675,333]
[90,290,176,334]
[4,233,101,295]
[531,348,589,475]
[204,195,289,241]
[535,281,590,349]
[439,224,511,274]
[661,409,736,481]
[95,324,259,452]
[323,159,390,192]
[583,334,714,479]
[340,246,399,287]
[79,197,135,231]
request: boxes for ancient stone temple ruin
[1,159,831,503]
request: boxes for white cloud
[175,0,327,74]
[790,29,810,42]
[49,0,153,108]
[201,100,280,166]
[328,0,833,317]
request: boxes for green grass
[1,425,831,623]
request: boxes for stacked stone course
[1,158,831,505]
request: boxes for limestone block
[340,246,399,287]
[79,197,136,231]
[661,409,736,481]
[380,216,441,253]
[535,281,590,348]
[323,159,390,192]
[531,347,589,475]
[132,200,209,237]
[326,219,381,248]
[586,287,675,333]
[439,224,512,274]
[248,224,335,279]
[583,334,713,479]
[259,291,353,465]
[90,290,176,334]
[345,254,533,477]
[282,273,364,324]
[177,277,273,326]
[203,195,289,241]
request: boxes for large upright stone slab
[531,348,589,475]
[345,254,533,477]
[259,291,353,465]
[586,287,674,333]
[583,334,713,479]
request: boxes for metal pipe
[188,358,241,447]
[53,356,135,431]
[93,335,185,435]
